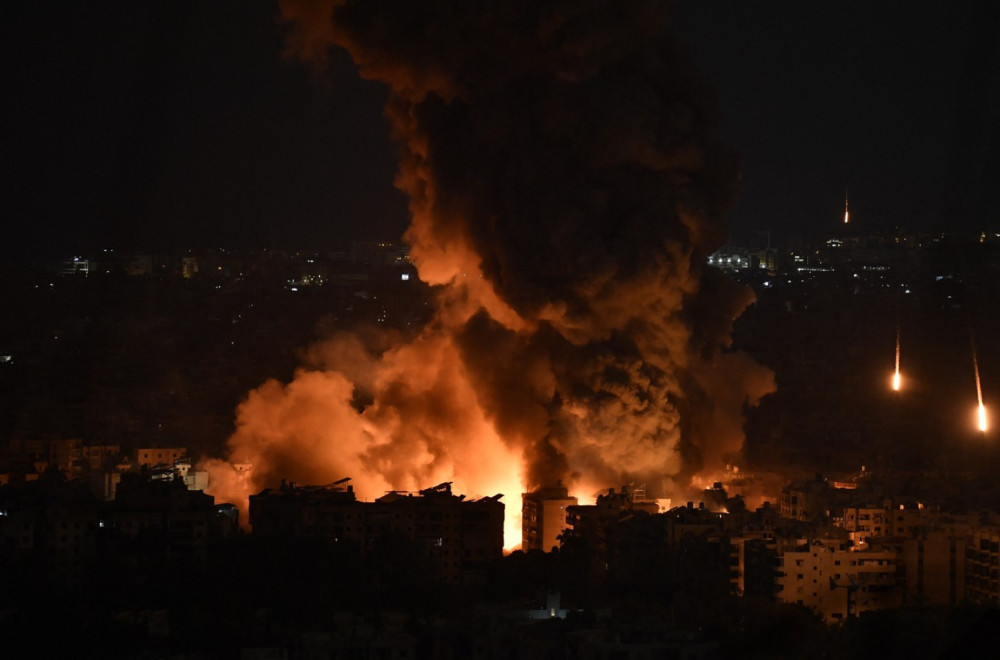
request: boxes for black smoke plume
[205,0,774,530]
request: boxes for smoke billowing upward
[204,0,774,538]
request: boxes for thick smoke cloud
[205,0,774,533]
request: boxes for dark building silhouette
[249,479,504,585]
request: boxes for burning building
[204,0,774,547]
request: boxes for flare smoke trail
[203,0,775,539]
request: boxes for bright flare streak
[843,209,849,224]
[973,350,988,432]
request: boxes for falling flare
[843,187,850,225]
[891,326,901,391]
[971,333,989,432]
[974,354,988,433]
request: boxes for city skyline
[3,2,1000,655]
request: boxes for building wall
[776,543,899,623]
[902,533,966,605]
[842,505,891,548]
[967,528,1000,604]
[730,534,776,599]
[541,499,574,551]
[522,484,578,552]
[82,444,121,470]
[135,448,186,468]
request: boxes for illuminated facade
[135,447,186,468]
[841,505,890,549]
[776,541,899,623]
[521,483,577,552]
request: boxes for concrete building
[374,483,504,585]
[104,473,235,565]
[729,534,777,599]
[779,477,839,522]
[82,444,121,470]
[871,531,967,606]
[563,486,660,579]
[776,540,899,623]
[249,479,505,585]
[565,486,658,545]
[841,504,891,548]
[135,448,186,468]
[0,472,100,585]
[522,482,578,552]
[967,527,1000,604]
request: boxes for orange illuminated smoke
[891,328,901,391]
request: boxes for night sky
[6,0,998,258]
